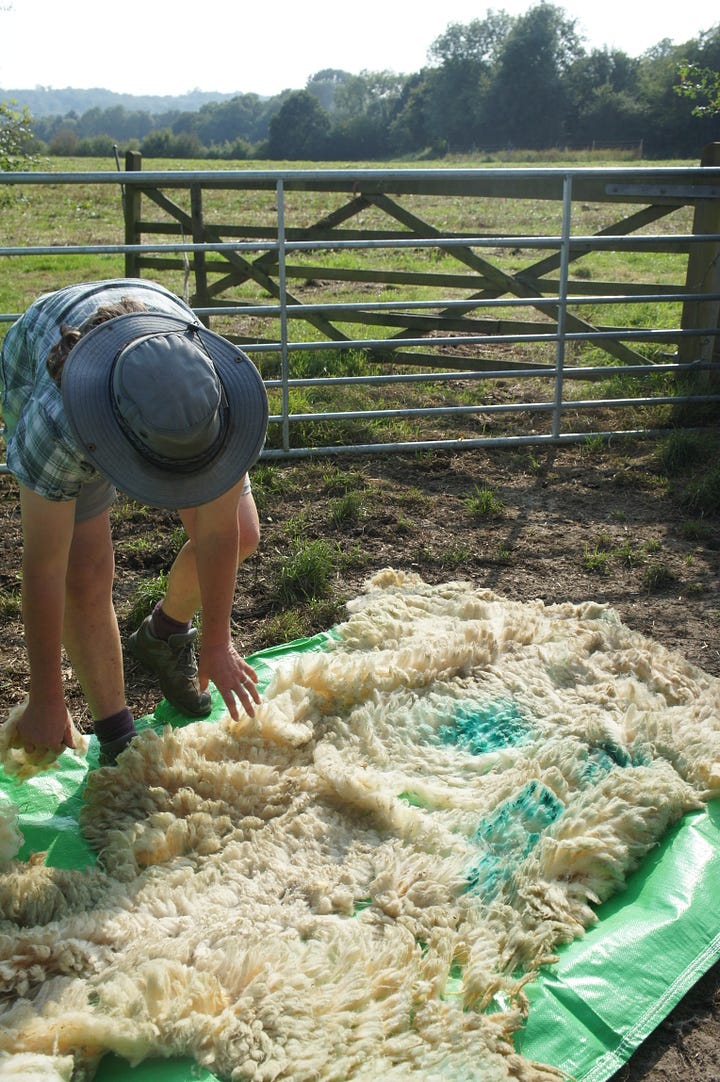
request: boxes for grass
[580,434,607,457]
[678,469,720,518]
[124,573,168,629]
[260,598,342,648]
[328,490,367,527]
[0,587,22,619]
[582,543,612,575]
[442,543,475,568]
[274,538,337,604]
[579,531,690,581]
[657,430,713,473]
[463,485,506,520]
[615,539,644,567]
[322,466,370,495]
[643,561,679,592]
[680,519,714,542]
[657,430,720,518]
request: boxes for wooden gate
[121,148,720,379]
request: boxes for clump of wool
[0,570,717,1081]
[0,698,88,781]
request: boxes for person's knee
[66,545,115,604]
[238,520,261,564]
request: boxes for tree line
[7,5,720,161]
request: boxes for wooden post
[190,183,210,327]
[123,150,142,280]
[679,142,720,365]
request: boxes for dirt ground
[1,435,719,1081]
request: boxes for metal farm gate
[1,150,719,466]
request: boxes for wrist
[28,683,66,713]
[201,637,233,650]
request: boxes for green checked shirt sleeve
[1,301,98,500]
[0,279,194,501]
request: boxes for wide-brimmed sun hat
[61,312,268,509]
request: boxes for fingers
[219,675,260,722]
[243,663,260,686]
[63,719,76,750]
[20,735,63,756]
[16,712,74,756]
[14,720,39,755]
[221,690,240,722]
[242,674,261,705]
[236,675,258,716]
[200,647,262,721]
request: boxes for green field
[0,154,711,450]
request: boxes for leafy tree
[140,127,204,158]
[565,49,644,146]
[485,3,583,147]
[425,11,512,150]
[181,93,273,146]
[4,11,720,161]
[267,90,330,159]
[388,70,438,155]
[77,105,154,141]
[306,70,352,113]
[634,37,718,156]
[676,26,720,118]
[566,47,639,103]
[49,126,80,155]
[330,71,406,158]
[677,61,720,115]
[205,137,252,161]
[0,100,35,170]
[429,12,512,67]
[76,134,126,157]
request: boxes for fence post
[679,142,720,365]
[190,183,209,326]
[123,150,142,279]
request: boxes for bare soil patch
[1,436,719,1081]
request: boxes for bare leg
[161,489,260,623]
[62,510,126,721]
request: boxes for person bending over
[0,278,268,765]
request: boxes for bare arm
[16,484,76,750]
[184,480,260,721]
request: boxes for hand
[198,642,261,721]
[16,698,76,754]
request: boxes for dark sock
[94,706,137,746]
[150,601,192,641]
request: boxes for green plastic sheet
[519,800,720,1079]
[2,629,719,1082]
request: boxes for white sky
[2,0,718,97]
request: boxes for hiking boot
[128,617,212,717]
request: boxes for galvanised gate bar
[1,150,719,465]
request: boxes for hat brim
[61,312,268,510]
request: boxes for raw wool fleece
[0,796,22,867]
[1,569,719,1082]
[0,697,88,781]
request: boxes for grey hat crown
[111,329,226,468]
[61,311,268,509]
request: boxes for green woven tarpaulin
[2,631,719,1082]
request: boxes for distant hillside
[0,86,241,117]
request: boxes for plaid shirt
[0,280,194,500]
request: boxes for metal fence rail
[1,163,719,469]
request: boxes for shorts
[74,473,252,523]
[75,477,117,523]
